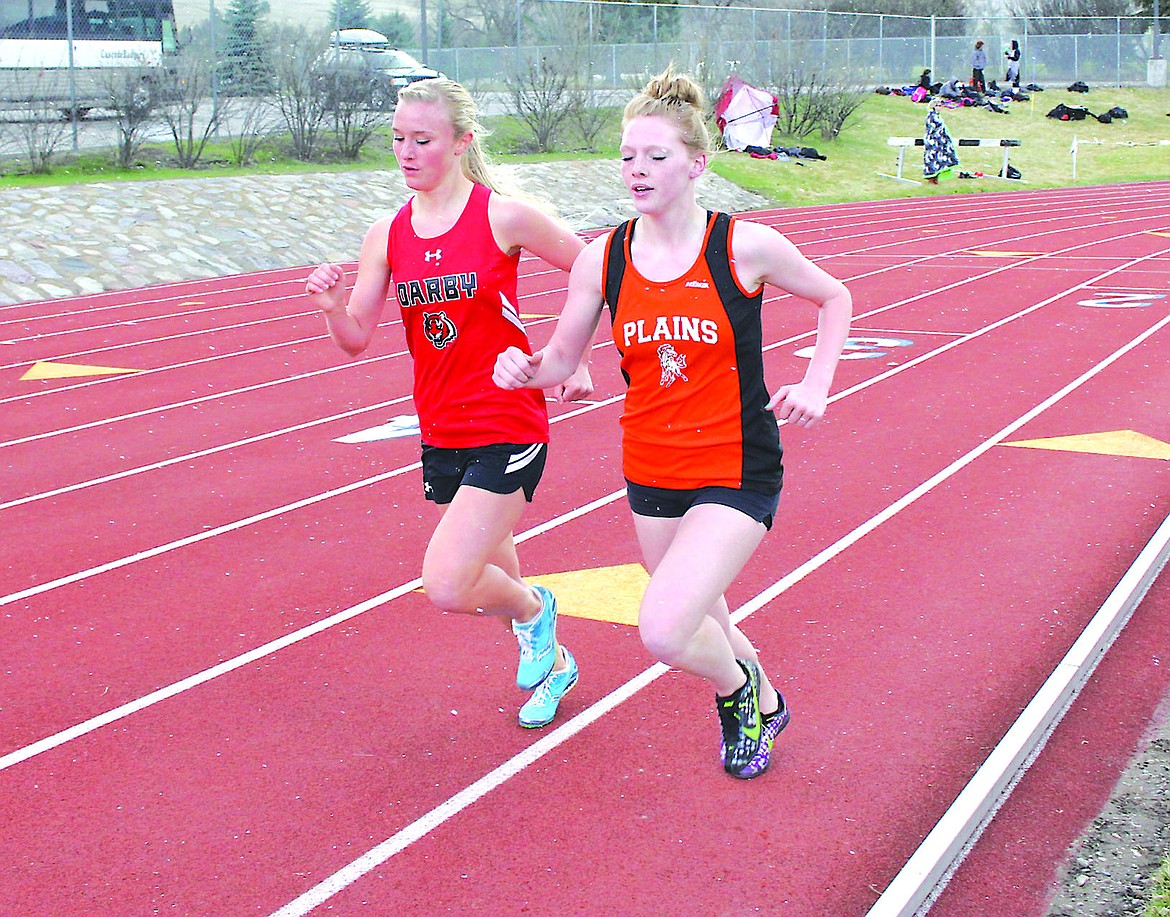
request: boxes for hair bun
[643,66,705,109]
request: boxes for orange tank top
[602,212,782,491]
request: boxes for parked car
[327,30,444,90]
[361,49,445,89]
[313,47,398,110]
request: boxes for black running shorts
[421,442,547,505]
[625,480,780,531]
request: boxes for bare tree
[506,57,575,153]
[773,68,825,139]
[809,82,868,141]
[98,67,165,168]
[442,0,518,47]
[270,26,331,161]
[160,42,223,168]
[773,67,866,141]
[567,85,624,153]
[1,69,71,173]
[227,95,278,166]
[323,65,393,159]
[1004,0,1133,33]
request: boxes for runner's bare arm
[305,218,393,357]
[495,237,607,392]
[731,219,852,426]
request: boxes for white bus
[0,0,177,69]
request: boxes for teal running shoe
[513,585,558,690]
[519,647,578,728]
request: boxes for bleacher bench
[880,137,1022,183]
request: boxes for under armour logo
[424,249,442,264]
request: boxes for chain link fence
[418,5,1162,92]
[0,1,1163,168]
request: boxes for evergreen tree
[223,0,273,94]
[1133,0,1167,33]
[329,0,375,31]
[369,11,415,46]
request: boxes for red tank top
[602,212,782,491]
[388,183,548,448]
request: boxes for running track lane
[0,182,1168,915]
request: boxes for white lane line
[0,394,624,608]
[0,297,313,373]
[6,213,1157,456]
[0,395,412,512]
[0,295,312,349]
[0,341,406,447]
[6,241,1165,610]
[0,488,625,773]
[7,193,1162,401]
[266,311,1170,917]
[0,460,419,608]
[0,269,304,324]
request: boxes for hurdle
[880,137,1023,183]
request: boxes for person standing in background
[1005,40,1021,88]
[971,40,988,93]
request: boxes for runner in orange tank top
[496,67,852,777]
[305,79,592,729]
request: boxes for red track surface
[2,182,1169,916]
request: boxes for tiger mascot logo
[422,310,458,349]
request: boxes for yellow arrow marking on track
[417,563,649,626]
[535,564,650,625]
[1003,430,1170,460]
[1148,231,1170,238]
[21,361,143,380]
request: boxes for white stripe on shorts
[505,443,543,474]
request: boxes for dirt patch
[1047,694,1170,917]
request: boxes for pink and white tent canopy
[714,75,779,151]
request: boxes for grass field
[709,86,1170,206]
[2,86,1167,206]
[1151,855,1170,917]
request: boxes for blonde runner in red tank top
[389,183,549,448]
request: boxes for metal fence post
[514,0,522,79]
[1023,18,1029,87]
[209,0,219,136]
[66,0,78,151]
[1117,17,1121,87]
[930,15,936,77]
[1155,0,1164,61]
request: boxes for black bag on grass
[1047,103,1089,120]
